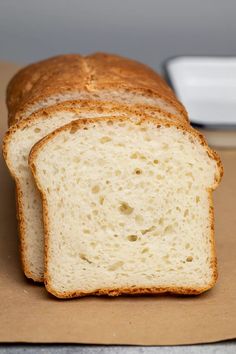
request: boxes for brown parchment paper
[0,61,236,345]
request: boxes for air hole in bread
[163,225,174,235]
[73,156,80,163]
[90,242,97,248]
[70,125,79,134]
[119,202,134,215]
[134,168,142,175]
[34,127,41,133]
[186,172,194,179]
[185,243,190,249]
[135,215,144,224]
[100,136,112,144]
[91,185,100,193]
[83,229,90,234]
[127,235,138,242]
[184,209,189,217]
[141,226,156,235]
[186,256,193,262]
[162,143,169,150]
[79,253,92,263]
[115,170,121,176]
[108,261,124,271]
[156,174,164,180]
[162,255,170,263]
[99,196,105,205]
[130,152,138,159]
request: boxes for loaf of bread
[3,53,222,297]
[3,53,188,282]
[29,115,222,298]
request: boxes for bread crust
[6,53,188,125]
[3,100,187,282]
[29,113,223,298]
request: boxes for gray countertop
[0,342,236,354]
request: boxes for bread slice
[3,101,174,281]
[29,116,222,298]
[6,53,188,125]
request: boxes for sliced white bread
[29,116,222,298]
[3,101,172,281]
[4,53,188,282]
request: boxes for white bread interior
[29,116,221,297]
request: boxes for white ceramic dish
[164,56,236,128]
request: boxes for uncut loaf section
[29,116,222,298]
[6,53,187,124]
[3,53,189,282]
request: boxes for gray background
[0,0,235,352]
[0,0,235,70]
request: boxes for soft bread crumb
[30,117,219,296]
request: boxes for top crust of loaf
[6,53,188,125]
[29,115,223,298]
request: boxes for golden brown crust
[3,99,186,283]
[5,99,185,137]
[29,113,223,298]
[15,184,43,282]
[45,285,213,299]
[7,53,188,125]
[2,143,43,282]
